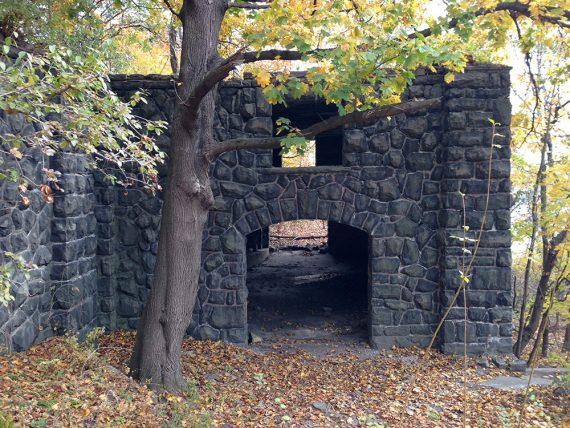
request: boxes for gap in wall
[272,98,342,167]
[246,221,369,354]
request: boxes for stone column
[439,65,513,354]
[93,173,118,330]
[50,152,98,336]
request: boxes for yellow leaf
[255,70,271,88]
[444,72,455,84]
[9,147,22,159]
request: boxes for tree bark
[168,18,178,75]
[512,275,517,311]
[514,230,567,354]
[129,0,224,392]
[541,320,549,358]
[527,306,551,365]
[514,142,546,357]
[563,323,570,352]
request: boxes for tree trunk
[515,230,567,354]
[563,323,570,352]
[129,0,224,392]
[541,321,549,358]
[168,18,178,75]
[512,275,517,311]
[515,142,546,358]
[527,306,550,365]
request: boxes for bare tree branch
[511,15,540,137]
[163,0,181,19]
[206,97,441,159]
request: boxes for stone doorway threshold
[246,249,375,359]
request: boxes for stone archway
[192,166,438,348]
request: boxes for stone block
[344,130,367,152]
[496,249,511,267]
[401,117,427,138]
[11,319,36,351]
[369,134,390,153]
[220,182,251,198]
[444,162,473,178]
[255,183,282,199]
[233,166,257,186]
[370,306,392,325]
[413,293,433,310]
[403,173,423,201]
[385,238,404,256]
[371,257,400,273]
[447,112,466,129]
[405,153,435,171]
[245,117,272,135]
[195,325,220,340]
[117,296,141,317]
[377,178,401,202]
[209,305,245,329]
[371,285,402,299]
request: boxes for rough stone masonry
[0,64,513,354]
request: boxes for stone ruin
[0,65,513,354]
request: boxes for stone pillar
[93,173,118,330]
[439,65,512,354]
[0,122,53,350]
[50,152,98,336]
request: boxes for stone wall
[0,116,98,350]
[0,111,53,351]
[0,64,513,354]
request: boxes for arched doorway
[245,220,369,351]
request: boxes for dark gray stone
[377,178,401,201]
[405,153,435,171]
[233,166,258,185]
[401,117,427,138]
[209,305,245,328]
[244,193,265,210]
[344,130,367,152]
[447,112,466,129]
[245,117,272,135]
[220,182,251,198]
[254,183,282,199]
[385,238,404,256]
[369,134,390,153]
[0,68,515,355]
[372,257,400,273]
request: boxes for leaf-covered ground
[0,331,568,427]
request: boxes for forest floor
[0,330,568,427]
[0,221,568,427]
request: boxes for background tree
[0,0,176,73]
[509,25,570,358]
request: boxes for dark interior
[246,221,369,347]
